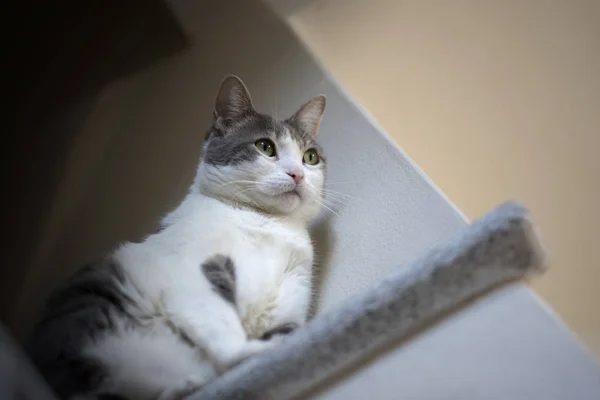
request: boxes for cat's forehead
[203,112,324,166]
[239,113,318,149]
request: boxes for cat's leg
[164,287,280,373]
[261,267,312,337]
[164,255,283,373]
[156,376,205,400]
[84,326,216,400]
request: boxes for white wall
[287,0,600,357]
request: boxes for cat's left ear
[290,95,326,137]
[214,75,254,128]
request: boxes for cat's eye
[303,149,319,165]
[255,139,276,157]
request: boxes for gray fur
[201,255,237,305]
[203,113,324,167]
[25,259,140,400]
[188,202,547,400]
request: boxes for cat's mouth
[273,187,301,203]
[270,184,301,197]
[265,184,303,205]
[282,189,301,198]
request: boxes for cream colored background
[282,0,600,357]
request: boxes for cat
[25,75,327,400]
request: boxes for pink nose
[287,171,304,184]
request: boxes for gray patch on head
[283,119,320,152]
[203,111,326,167]
[203,113,273,166]
[201,254,237,304]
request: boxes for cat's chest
[220,218,312,281]
[211,216,313,335]
[197,211,312,265]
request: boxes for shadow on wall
[4,0,187,336]
[310,214,337,317]
[6,0,331,340]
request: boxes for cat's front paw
[259,322,299,341]
[158,375,205,400]
[217,338,283,373]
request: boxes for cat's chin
[272,191,302,214]
[253,190,303,215]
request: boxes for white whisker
[320,198,343,211]
[319,189,354,199]
[218,180,257,188]
[323,180,357,185]
[318,201,341,217]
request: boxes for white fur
[83,131,324,399]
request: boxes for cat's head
[195,76,326,220]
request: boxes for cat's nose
[287,171,304,184]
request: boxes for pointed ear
[290,95,326,137]
[214,75,253,127]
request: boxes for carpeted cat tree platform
[187,201,547,400]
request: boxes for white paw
[262,334,286,347]
[248,336,284,353]
[158,375,205,400]
[217,338,283,373]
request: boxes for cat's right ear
[214,75,254,129]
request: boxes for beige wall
[287,0,600,357]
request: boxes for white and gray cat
[26,76,327,400]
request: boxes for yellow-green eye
[255,139,276,157]
[303,149,319,165]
